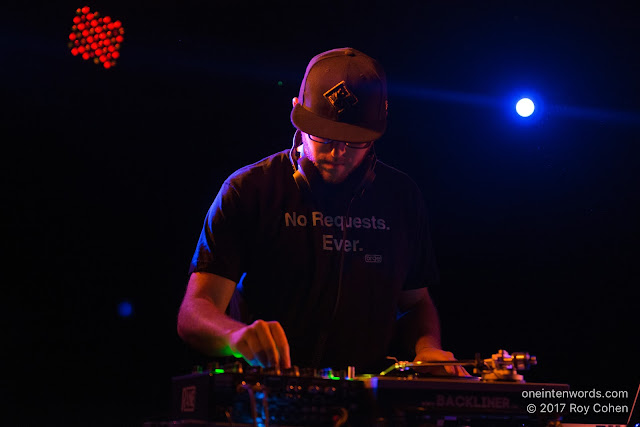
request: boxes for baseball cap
[291,47,388,143]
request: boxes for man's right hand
[226,320,291,369]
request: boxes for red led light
[69,6,124,69]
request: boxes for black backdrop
[4,1,639,425]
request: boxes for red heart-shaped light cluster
[68,6,125,69]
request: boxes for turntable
[361,349,569,426]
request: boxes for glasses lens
[346,141,371,149]
[308,134,371,149]
[308,135,329,143]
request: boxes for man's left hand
[414,347,470,377]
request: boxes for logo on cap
[323,81,358,117]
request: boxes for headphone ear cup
[290,129,312,193]
[293,167,310,192]
[293,155,315,194]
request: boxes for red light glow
[68,6,124,69]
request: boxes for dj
[177,47,466,376]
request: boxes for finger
[252,320,279,368]
[233,336,256,366]
[243,327,269,367]
[268,321,291,369]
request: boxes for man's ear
[292,97,299,107]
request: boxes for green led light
[329,375,340,380]
[277,81,283,86]
[214,368,224,374]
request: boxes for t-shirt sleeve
[403,190,440,291]
[188,180,249,283]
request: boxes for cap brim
[291,104,385,143]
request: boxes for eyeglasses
[307,134,373,149]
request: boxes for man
[177,47,465,375]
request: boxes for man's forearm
[412,293,442,353]
[177,296,246,356]
[398,288,443,357]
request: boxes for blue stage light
[516,98,535,117]
[118,301,133,317]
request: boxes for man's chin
[319,170,347,184]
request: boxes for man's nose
[330,141,347,157]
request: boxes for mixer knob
[319,368,333,378]
[346,366,356,379]
[324,386,336,396]
[308,385,321,394]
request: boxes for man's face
[301,132,371,184]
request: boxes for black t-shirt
[189,149,439,372]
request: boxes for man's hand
[414,347,470,377]
[226,320,291,369]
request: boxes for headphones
[288,129,377,198]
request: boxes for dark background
[3,1,639,425]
